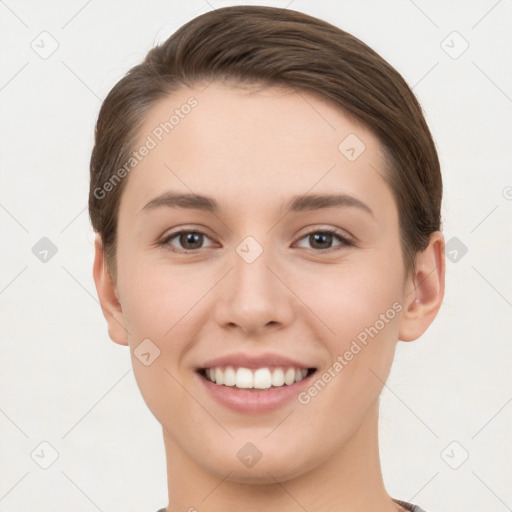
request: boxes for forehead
[121,81,395,219]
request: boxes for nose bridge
[214,233,291,332]
[233,233,278,306]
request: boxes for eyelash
[160,227,354,254]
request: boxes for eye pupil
[310,232,332,249]
[180,232,203,249]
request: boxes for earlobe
[398,231,445,342]
[92,236,129,346]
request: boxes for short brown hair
[89,5,442,277]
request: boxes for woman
[89,6,445,511]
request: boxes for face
[100,82,429,483]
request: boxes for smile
[196,365,318,414]
[200,366,316,390]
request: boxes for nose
[213,239,294,336]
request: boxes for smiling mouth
[197,366,317,390]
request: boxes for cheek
[118,262,202,425]
[292,252,403,402]
[118,253,209,339]
[294,256,403,343]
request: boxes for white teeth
[236,368,253,388]
[253,368,272,389]
[223,366,236,386]
[284,368,296,385]
[271,368,285,387]
[204,366,311,389]
[295,369,308,382]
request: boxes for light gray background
[1,1,511,511]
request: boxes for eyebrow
[141,191,374,217]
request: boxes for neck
[162,402,399,512]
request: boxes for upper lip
[199,352,315,370]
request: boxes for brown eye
[296,229,353,251]
[179,232,204,250]
[309,232,334,249]
[162,230,214,252]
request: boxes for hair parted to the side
[89,5,442,278]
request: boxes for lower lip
[197,371,316,414]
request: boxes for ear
[92,236,129,346]
[398,231,445,342]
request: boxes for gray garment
[395,500,428,511]
[156,500,427,511]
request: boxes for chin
[223,464,304,485]
[199,446,315,485]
